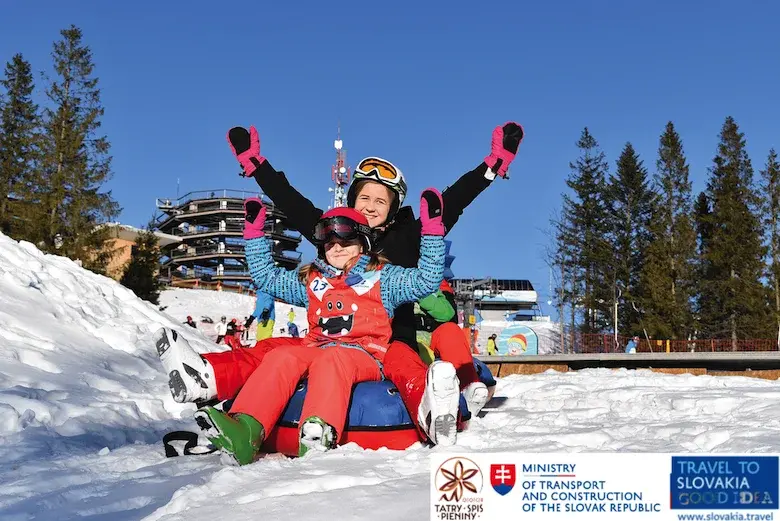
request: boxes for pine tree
[606,142,655,334]
[759,149,780,346]
[120,229,162,305]
[550,205,579,351]
[37,25,119,273]
[698,117,768,346]
[562,128,612,333]
[692,191,713,336]
[0,53,39,237]
[640,122,697,339]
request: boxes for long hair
[298,251,391,284]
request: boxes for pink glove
[484,122,524,178]
[420,188,445,236]
[243,197,266,240]
[228,125,266,178]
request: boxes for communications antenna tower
[330,125,351,208]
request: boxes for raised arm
[245,238,308,308]
[439,122,524,233]
[228,126,323,242]
[242,197,308,308]
[380,189,446,313]
[252,160,323,243]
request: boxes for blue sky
[2,1,779,314]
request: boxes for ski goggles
[312,216,372,245]
[354,157,405,187]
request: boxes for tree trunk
[48,74,71,246]
[730,268,738,351]
[0,198,7,233]
[773,215,780,350]
[559,262,565,353]
[570,284,576,353]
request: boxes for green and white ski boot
[299,416,337,457]
[194,407,264,465]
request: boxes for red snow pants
[229,345,382,438]
[202,337,303,400]
[202,323,477,440]
[383,322,479,438]
[431,322,479,389]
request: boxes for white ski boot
[418,361,460,446]
[299,417,337,456]
[462,381,490,417]
[155,327,216,403]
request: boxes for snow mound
[0,233,219,455]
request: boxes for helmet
[347,157,407,223]
[314,207,373,252]
[221,316,226,321]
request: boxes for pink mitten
[228,125,266,178]
[243,197,266,240]
[484,122,524,178]
[420,188,445,236]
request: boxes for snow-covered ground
[3,230,780,521]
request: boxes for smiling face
[323,238,363,269]
[353,181,394,228]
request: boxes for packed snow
[2,231,780,521]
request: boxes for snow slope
[3,231,780,521]
[159,288,308,342]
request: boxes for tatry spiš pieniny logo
[433,457,485,520]
[435,457,484,501]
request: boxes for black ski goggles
[312,216,372,247]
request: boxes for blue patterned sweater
[246,236,445,317]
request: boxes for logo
[490,464,516,496]
[435,457,484,502]
[507,334,528,354]
[497,324,539,355]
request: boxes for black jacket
[252,159,494,350]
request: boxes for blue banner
[669,456,779,510]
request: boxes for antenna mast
[331,124,351,208]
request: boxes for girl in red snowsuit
[223,122,523,445]
[193,190,446,465]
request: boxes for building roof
[102,223,182,248]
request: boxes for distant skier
[625,336,639,354]
[287,321,299,338]
[226,318,238,338]
[486,334,498,356]
[215,316,228,344]
[244,291,276,341]
[184,316,197,329]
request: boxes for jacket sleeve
[252,160,324,242]
[440,162,493,233]
[379,236,445,314]
[245,238,308,308]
